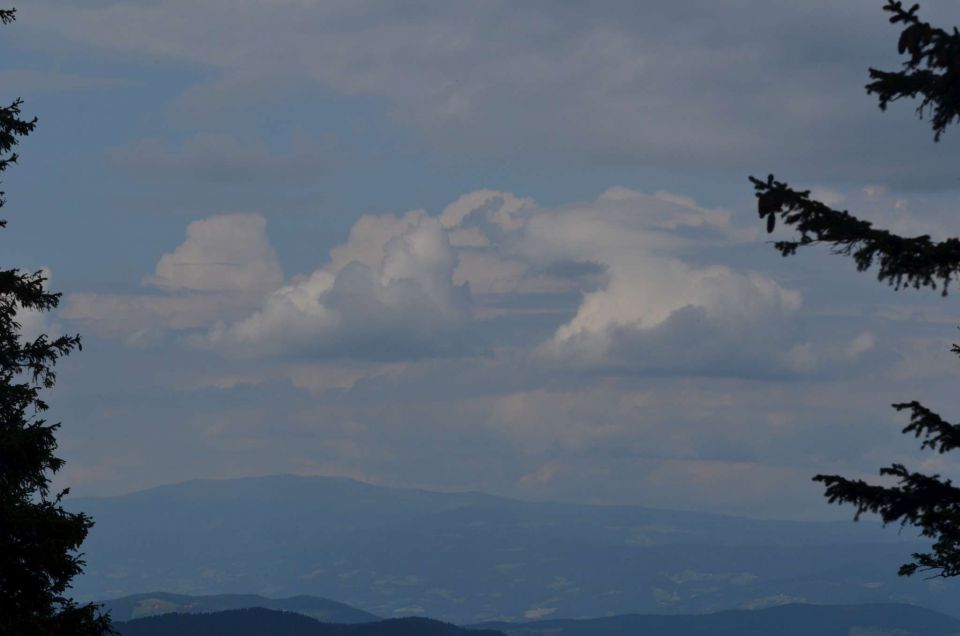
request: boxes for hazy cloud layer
[112,133,326,184]
[21,1,960,187]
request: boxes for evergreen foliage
[0,8,113,634]
[750,1,960,578]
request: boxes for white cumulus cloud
[145,213,283,293]
[63,186,866,375]
[64,213,282,339]
[203,216,470,359]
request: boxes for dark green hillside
[116,608,505,636]
[102,591,378,622]
[480,603,960,636]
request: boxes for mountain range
[115,608,503,636]
[481,602,960,635]
[113,603,960,636]
[71,474,960,623]
[102,591,379,623]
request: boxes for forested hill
[114,603,960,636]
[116,609,505,636]
[102,591,378,623]
[479,603,960,636]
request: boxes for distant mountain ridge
[115,608,505,636]
[71,474,960,623]
[479,603,960,636]
[102,591,379,623]
[114,603,960,636]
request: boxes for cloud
[440,190,533,234]
[0,69,125,94]
[539,264,804,374]
[510,188,744,286]
[63,213,281,338]
[58,184,869,378]
[56,352,914,519]
[430,186,877,377]
[198,186,761,364]
[62,292,258,339]
[62,185,871,376]
[326,209,429,274]
[145,213,283,293]
[192,192,535,358]
[112,133,326,184]
[461,186,887,377]
[202,216,471,359]
[22,1,960,187]
[456,188,800,375]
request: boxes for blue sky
[6,0,960,520]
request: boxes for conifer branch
[868,1,960,140]
[750,175,960,295]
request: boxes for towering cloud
[203,216,470,359]
[63,188,873,376]
[146,213,283,293]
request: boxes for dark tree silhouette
[0,8,114,635]
[750,1,960,578]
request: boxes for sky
[5,0,960,520]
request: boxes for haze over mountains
[115,609,503,636]
[102,592,378,623]
[479,603,960,636]
[112,603,960,636]
[73,475,960,624]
